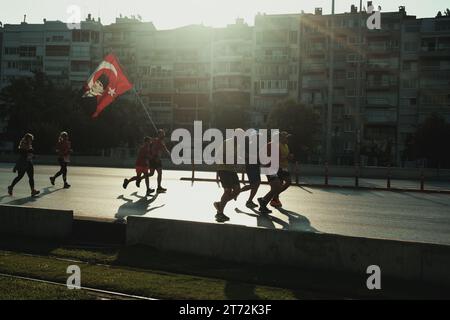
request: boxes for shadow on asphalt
[115,192,165,223]
[235,206,320,233]
[3,187,64,206]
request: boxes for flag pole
[110,51,159,134]
[132,87,159,134]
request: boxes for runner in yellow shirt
[258,131,293,212]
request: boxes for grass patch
[0,276,94,300]
[0,236,335,299]
[0,252,300,300]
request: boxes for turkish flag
[83,54,133,118]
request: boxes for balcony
[365,109,397,124]
[420,47,450,57]
[366,45,397,54]
[213,85,251,93]
[302,80,327,89]
[366,63,395,72]
[174,71,210,78]
[256,55,290,63]
[366,80,398,90]
[174,87,210,94]
[302,63,327,73]
[259,88,289,95]
[366,98,396,107]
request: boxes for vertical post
[355,163,360,187]
[241,171,245,183]
[325,162,329,186]
[326,0,335,164]
[355,1,363,166]
[420,167,425,191]
[295,161,300,185]
[387,164,391,189]
[191,163,195,181]
[216,171,219,183]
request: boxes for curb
[179,177,450,195]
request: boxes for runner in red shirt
[122,136,155,196]
[149,129,170,193]
[50,131,72,189]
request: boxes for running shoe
[31,190,40,197]
[7,186,13,196]
[64,183,71,189]
[50,177,55,186]
[123,179,129,189]
[257,198,272,214]
[270,199,283,208]
[246,201,258,209]
[146,188,155,196]
[215,212,230,222]
[157,186,167,193]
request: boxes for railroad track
[0,272,157,300]
[0,250,158,300]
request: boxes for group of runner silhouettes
[213,130,293,222]
[6,128,293,223]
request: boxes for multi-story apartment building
[0,23,3,82]
[212,19,253,124]
[0,8,449,164]
[251,13,301,126]
[300,5,418,165]
[106,17,253,132]
[0,15,102,90]
[102,16,175,131]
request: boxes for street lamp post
[355,0,363,166]
[326,0,335,164]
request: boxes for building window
[347,71,356,79]
[347,54,359,62]
[19,46,36,57]
[289,31,298,44]
[402,79,418,89]
[5,47,19,55]
[46,45,70,57]
[344,122,354,133]
[288,81,297,90]
[346,88,357,97]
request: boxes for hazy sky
[0,0,448,29]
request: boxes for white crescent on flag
[84,61,118,97]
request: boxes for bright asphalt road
[0,164,449,245]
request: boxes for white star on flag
[108,87,117,97]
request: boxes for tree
[445,8,450,16]
[413,114,450,168]
[436,11,443,18]
[266,100,320,162]
[0,72,148,155]
[213,105,250,132]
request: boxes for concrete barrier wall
[0,205,73,240]
[127,216,450,286]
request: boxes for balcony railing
[259,88,289,95]
[302,80,327,88]
[365,110,397,124]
